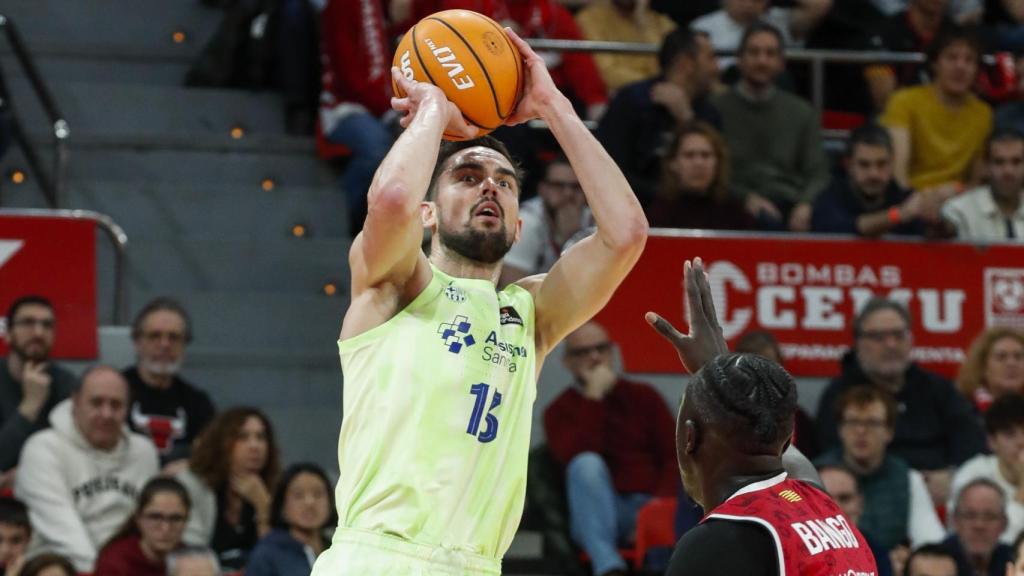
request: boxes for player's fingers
[684,260,704,318]
[692,258,718,322]
[391,97,411,111]
[645,312,684,345]
[399,114,412,129]
[391,66,414,93]
[504,27,540,62]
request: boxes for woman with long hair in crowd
[246,463,337,575]
[958,328,1024,412]
[176,406,281,571]
[14,554,75,576]
[93,477,191,575]
[646,122,754,230]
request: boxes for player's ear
[779,435,792,458]
[513,217,522,244]
[421,201,437,228]
[683,419,700,455]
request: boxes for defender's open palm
[390,67,478,140]
[503,27,563,126]
[645,258,728,374]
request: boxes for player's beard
[140,357,183,377]
[438,221,514,264]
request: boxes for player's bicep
[349,201,425,293]
[668,521,778,576]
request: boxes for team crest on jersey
[444,283,467,303]
[499,306,523,326]
[438,315,475,353]
[779,489,802,503]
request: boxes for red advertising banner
[0,215,98,359]
[595,231,1024,378]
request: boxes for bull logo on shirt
[131,404,186,454]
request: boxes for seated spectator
[882,28,993,192]
[940,478,1013,576]
[543,321,677,576]
[575,0,676,93]
[93,477,192,576]
[177,407,281,571]
[246,463,336,576]
[942,130,1024,241]
[443,0,608,120]
[15,366,159,573]
[982,0,1024,51]
[319,0,393,236]
[817,464,894,576]
[125,298,216,473]
[15,553,76,576]
[812,123,947,237]
[995,58,1024,135]
[692,0,833,55]
[734,330,819,459]
[815,386,945,552]
[712,23,830,231]
[645,123,754,231]
[0,296,78,473]
[500,156,592,286]
[950,395,1024,544]
[0,499,30,575]
[957,328,1024,413]
[166,546,220,576]
[903,544,958,576]
[598,28,721,204]
[815,298,986,498]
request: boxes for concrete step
[2,52,191,87]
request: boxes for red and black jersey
[703,472,878,576]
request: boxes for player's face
[953,485,1007,557]
[906,555,957,576]
[431,147,521,264]
[934,41,978,97]
[283,472,332,532]
[232,416,270,474]
[987,139,1024,201]
[73,369,129,451]
[985,337,1024,397]
[838,402,893,466]
[988,425,1024,472]
[6,303,55,363]
[855,309,912,382]
[137,492,188,557]
[134,310,188,378]
[670,133,717,193]
[848,143,893,200]
[738,31,783,89]
[0,524,28,568]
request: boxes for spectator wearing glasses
[815,298,986,506]
[124,298,215,474]
[500,156,592,287]
[0,296,78,475]
[94,477,192,576]
[940,478,1013,576]
[543,321,677,576]
[815,386,944,555]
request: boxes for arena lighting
[230,126,245,139]
[261,178,275,191]
[323,282,339,297]
[172,31,186,44]
[9,170,25,185]
[291,223,307,238]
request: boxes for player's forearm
[368,98,447,210]
[539,98,648,252]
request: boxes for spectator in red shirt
[319,0,394,235]
[441,0,609,119]
[94,477,192,576]
[544,321,677,576]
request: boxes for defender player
[310,29,648,574]
[647,260,878,575]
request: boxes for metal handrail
[525,39,996,113]
[0,14,69,208]
[0,208,128,325]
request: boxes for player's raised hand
[390,67,478,140]
[645,257,728,374]
[502,27,565,126]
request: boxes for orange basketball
[392,10,524,141]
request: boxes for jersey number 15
[467,383,502,443]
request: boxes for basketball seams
[413,20,494,131]
[426,16,503,125]
[478,16,522,116]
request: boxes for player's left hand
[503,27,566,126]
[645,257,728,374]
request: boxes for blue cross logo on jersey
[438,315,475,354]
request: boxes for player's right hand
[645,258,728,374]
[390,67,478,140]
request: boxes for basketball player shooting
[646,259,878,575]
[309,29,648,575]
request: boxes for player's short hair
[738,21,784,56]
[985,394,1024,436]
[835,385,898,429]
[657,27,706,74]
[6,295,54,329]
[904,543,956,576]
[687,353,797,453]
[131,296,193,344]
[0,498,30,534]
[428,135,522,201]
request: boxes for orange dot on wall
[11,170,25,184]
[172,31,186,44]
[323,282,338,296]
[261,178,275,192]
[230,126,245,139]
[292,224,307,238]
